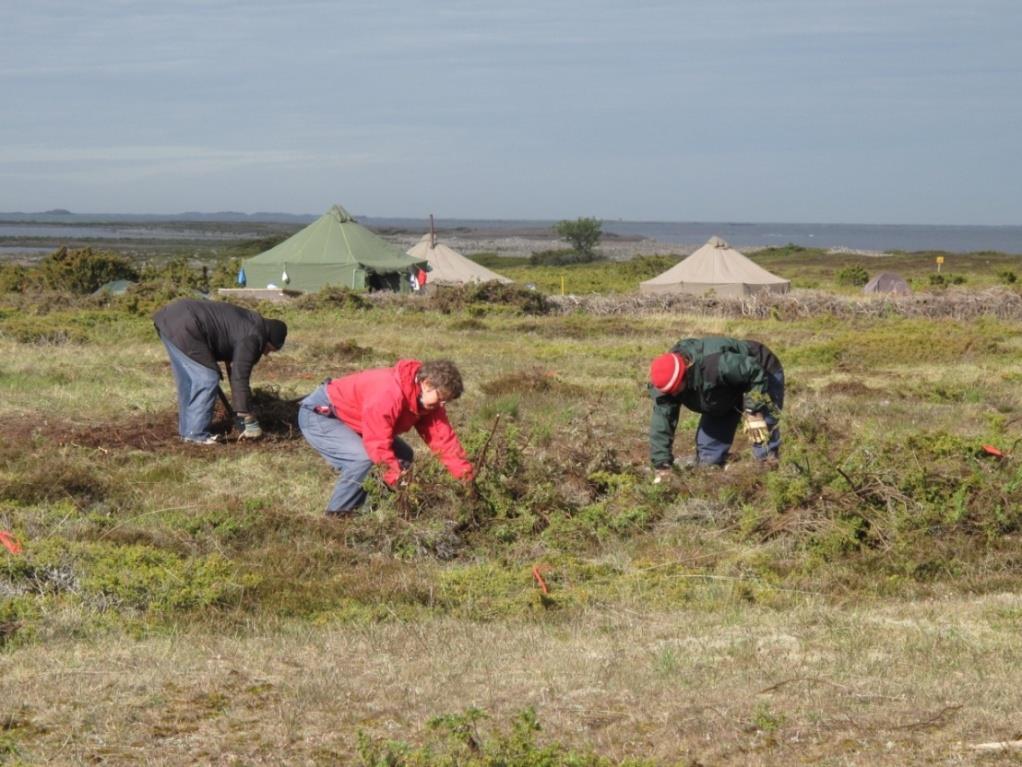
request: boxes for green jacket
[649,337,781,467]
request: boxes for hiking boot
[679,455,725,470]
[325,509,357,519]
[678,455,699,470]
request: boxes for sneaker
[184,435,221,445]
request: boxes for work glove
[382,464,409,488]
[234,414,263,440]
[742,411,769,445]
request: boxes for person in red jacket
[298,359,474,515]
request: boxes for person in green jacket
[647,337,784,478]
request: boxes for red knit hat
[649,352,686,394]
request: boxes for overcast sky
[1,0,1019,224]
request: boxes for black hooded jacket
[154,299,275,413]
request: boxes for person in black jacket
[153,298,287,444]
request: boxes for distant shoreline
[1,214,1021,256]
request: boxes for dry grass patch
[5,597,1022,765]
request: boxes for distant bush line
[542,287,1022,321]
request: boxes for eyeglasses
[422,384,449,404]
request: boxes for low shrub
[0,315,91,344]
[79,544,258,612]
[835,265,869,287]
[293,285,370,311]
[357,707,654,767]
[39,247,139,294]
[138,257,209,292]
[0,264,33,293]
[429,282,551,315]
[529,248,604,266]
[929,273,967,286]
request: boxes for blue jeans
[298,385,414,513]
[696,371,785,465]
[160,336,220,442]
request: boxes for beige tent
[639,236,790,296]
[406,234,512,285]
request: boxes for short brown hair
[417,360,464,400]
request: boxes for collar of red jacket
[394,359,425,415]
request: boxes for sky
[1,0,1020,224]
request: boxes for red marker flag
[982,444,1006,458]
[531,564,550,595]
[0,531,22,555]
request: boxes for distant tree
[555,217,602,258]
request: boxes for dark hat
[265,319,288,350]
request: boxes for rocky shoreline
[381,229,896,261]
[381,227,686,261]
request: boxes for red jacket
[324,359,473,485]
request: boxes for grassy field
[3,249,1022,765]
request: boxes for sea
[1,215,1021,254]
[373,218,1022,254]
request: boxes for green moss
[78,543,259,613]
[434,563,532,618]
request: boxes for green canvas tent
[241,205,427,292]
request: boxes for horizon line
[0,210,1019,230]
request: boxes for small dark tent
[241,205,427,292]
[863,273,911,295]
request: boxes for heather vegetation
[2,244,1022,764]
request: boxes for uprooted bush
[224,386,302,440]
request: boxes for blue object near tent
[237,266,247,286]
